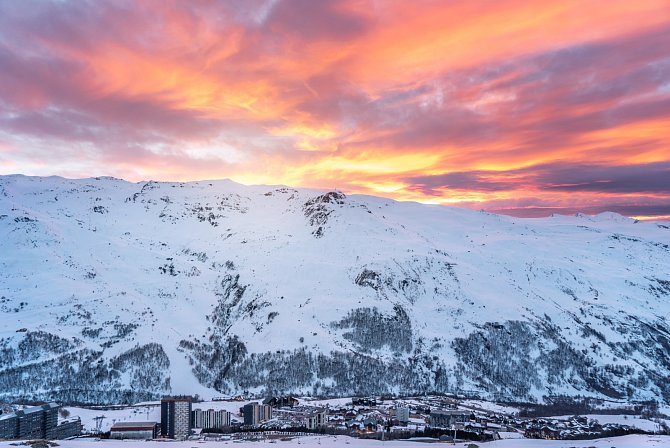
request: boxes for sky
[0,1,669,220]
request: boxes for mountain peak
[1,175,669,404]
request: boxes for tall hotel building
[242,403,272,426]
[191,409,231,429]
[160,396,192,439]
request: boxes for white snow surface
[459,401,520,415]
[1,175,670,402]
[2,435,670,448]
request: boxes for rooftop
[161,396,192,402]
[111,422,158,430]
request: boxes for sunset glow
[1,1,669,218]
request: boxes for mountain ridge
[1,174,669,405]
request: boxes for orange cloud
[0,0,669,219]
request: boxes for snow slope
[1,175,669,404]
[2,435,670,448]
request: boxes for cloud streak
[0,0,669,218]
[407,162,670,195]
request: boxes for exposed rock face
[303,191,346,237]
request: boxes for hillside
[1,175,669,404]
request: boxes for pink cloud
[0,1,669,218]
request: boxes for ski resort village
[1,2,670,447]
[2,394,670,446]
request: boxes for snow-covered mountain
[1,174,669,405]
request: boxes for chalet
[352,397,377,407]
[429,410,472,428]
[304,408,327,429]
[346,418,381,433]
[525,425,561,440]
[263,396,299,408]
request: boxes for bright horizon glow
[0,1,669,219]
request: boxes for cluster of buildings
[261,404,328,431]
[305,396,519,440]
[0,403,81,440]
[523,415,645,440]
[111,396,273,440]
[110,396,325,440]
[5,394,650,443]
[0,395,526,442]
